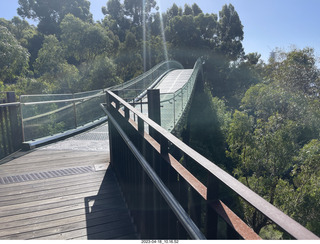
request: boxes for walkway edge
[22,117,108,150]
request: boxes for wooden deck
[0,124,137,240]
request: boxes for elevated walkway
[0,124,137,240]
[2,58,316,240]
[155,69,193,93]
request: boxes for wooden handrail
[105,90,319,240]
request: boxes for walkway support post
[0,92,22,159]
[147,89,160,142]
[7,92,21,152]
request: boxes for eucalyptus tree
[34,34,64,76]
[216,4,244,61]
[116,31,143,81]
[268,47,320,96]
[60,14,112,64]
[225,48,320,236]
[102,0,130,42]
[0,26,30,83]
[123,0,157,26]
[18,0,93,35]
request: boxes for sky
[1,0,320,63]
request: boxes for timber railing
[0,92,23,160]
[102,90,320,240]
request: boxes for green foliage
[54,63,81,93]
[34,35,65,76]
[18,0,92,34]
[0,17,37,48]
[0,81,4,92]
[225,48,320,236]
[290,140,320,233]
[216,4,244,60]
[123,0,157,26]
[267,47,319,96]
[2,0,320,238]
[165,7,219,67]
[84,54,122,90]
[60,14,113,63]
[102,0,130,42]
[0,26,30,83]
[5,76,51,95]
[116,32,143,81]
[186,86,232,172]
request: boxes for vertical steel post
[72,93,78,129]
[7,92,21,151]
[147,89,161,142]
[19,96,26,143]
[0,104,8,156]
[206,174,219,239]
[106,91,114,167]
[147,89,161,124]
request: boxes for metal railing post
[206,174,219,239]
[7,92,21,151]
[147,89,161,142]
[0,103,8,156]
[173,93,176,127]
[72,93,78,129]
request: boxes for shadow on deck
[84,167,137,240]
[0,123,137,240]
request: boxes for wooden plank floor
[0,124,137,240]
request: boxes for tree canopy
[1,1,320,238]
[0,26,30,83]
[18,0,92,34]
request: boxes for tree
[18,0,93,35]
[166,3,181,19]
[224,47,320,235]
[0,17,37,48]
[123,0,157,26]
[34,34,65,76]
[116,31,143,81]
[0,26,30,83]
[55,63,82,93]
[268,47,320,96]
[166,14,203,67]
[192,3,203,16]
[102,0,123,21]
[102,0,130,42]
[227,111,300,234]
[290,140,320,235]
[86,54,122,90]
[60,14,112,63]
[194,13,218,47]
[216,4,244,60]
[183,4,193,16]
